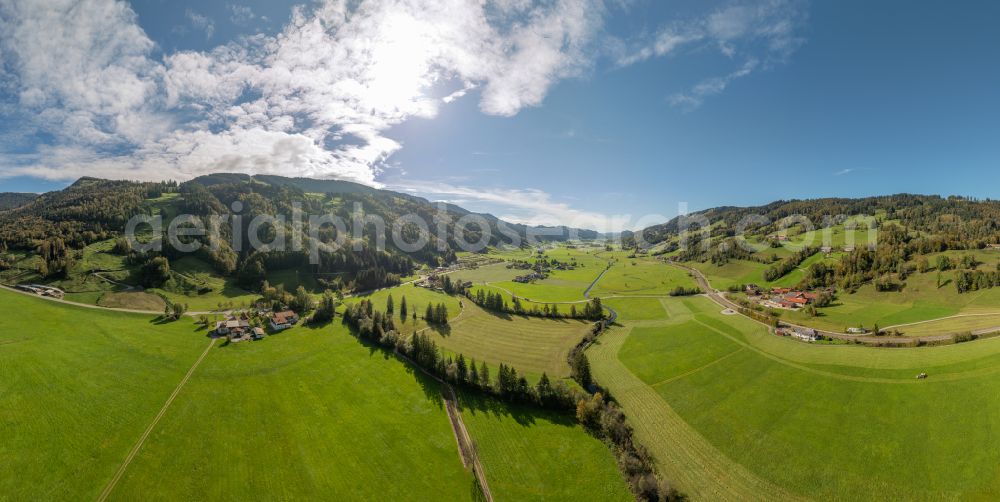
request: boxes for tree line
[341,297,681,501]
[466,288,607,321]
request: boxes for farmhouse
[214,318,249,336]
[270,310,299,331]
[513,272,547,283]
[790,327,819,342]
[213,314,263,342]
[745,284,762,296]
[763,288,820,310]
[417,274,449,291]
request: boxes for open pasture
[603,297,669,321]
[458,392,631,501]
[449,261,523,284]
[110,324,476,501]
[589,294,1000,500]
[0,289,208,500]
[150,256,257,311]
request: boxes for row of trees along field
[468,288,607,320]
[341,297,681,501]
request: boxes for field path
[96,338,215,502]
[394,349,494,502]
[588,325,805,502]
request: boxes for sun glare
[366,14,436,112]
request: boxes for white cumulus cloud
[0,0,611,186]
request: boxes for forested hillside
[636,194,1000,248]
[0,192,38,211]
[0,174,594,294]
[636,194,1000,305]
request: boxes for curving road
[668,262,961,345]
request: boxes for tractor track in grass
[97,338,215,502]
[648,347,747,389]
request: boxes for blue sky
[1,0,998,231]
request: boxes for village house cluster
[213,309,299,342]
[745,285,820,310]
[507,256,576,284]
[416,273,472,292]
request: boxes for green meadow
[345,282,464,332]
[0,290,473,500]
[0,289,208,500]
[110,324,476,501]
[459,392,631,501]
[2,282,630,500]
[486,248,609,302]
[603,297,669,321]
[588,257,698,297]
[589,294,1000,500]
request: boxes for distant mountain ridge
[187,173,600,240]
[0,192,39,211]
[633,194,1000,247]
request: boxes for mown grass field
[589,294,1000,500]
[433,301,594,380]
[686,244,1000,335]
[450,262,522,284]
[688,251,838,291]
[459,392,631,501]
[0,288,209,500]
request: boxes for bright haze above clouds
[2,0,997,231]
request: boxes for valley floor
[11,243,1000,501]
